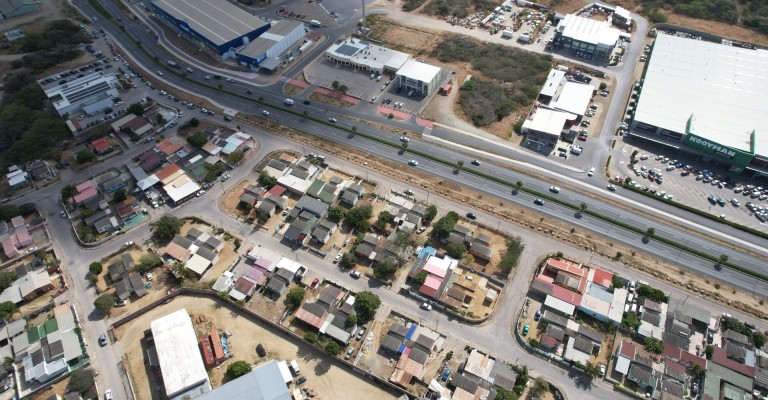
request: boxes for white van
[570,146,583,155]
[284,98,294,105]
[290,360,300,375]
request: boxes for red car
[577,135,587,141]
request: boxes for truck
[501,30,513,39]
[284,98,294,105]
[310,20,322,28]
[518,33,531,43]
[290,360,301,375]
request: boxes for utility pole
[361,0,366,34]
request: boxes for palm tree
[578,202,588,216]
[400,142,408,153]
[457,160,464,171]
[583,361,600,378]
[645,227,655,238]
[718,254,729,265]
[351,126,357,135]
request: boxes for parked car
[534,310,541,321]
[333,254,341,263]
[104,389,113,400]
[99,334,108,346]
[420,302,432,311]
[357,328,366,340]
[350,270,361,278]
[345,347,354,360]
[466,212,476,220]
[296,376,307,385]
[522,324,529,336]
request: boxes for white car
[607,184,616,191]
[640,154,649,160]
[408,160,418,166]
[333,254,341,263]
[588,167,595,177]
[350,270,361,278]
[599,364,606,377]
[146,273,154,281]
[399,136,409,142]
[549,186,560,193]
[196,190,206,197]
[125,241,134,247]
[156,70,163,76]
[404,189,414,195]
[262,110,270,116]
[104,389,113,400]
[420,302,432,311]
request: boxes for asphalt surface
[21,0,768,398]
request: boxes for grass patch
[308,92,355,108]
[432,34,551,127]
[424,0,497,17]
[402,0,429,11]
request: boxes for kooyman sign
[684,134,754,167]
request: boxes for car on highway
[466,212,476,220]
[533,198,544,206]
[400,136,409,142]
[156,70,163,76]
[471,159,481,166]
[99,334,108,346]
[607,184,616,191]
[350,270,361,278]
[328,118,337,123]
[420,302,432,311]
[125,241,134,247]
[588,167,595,177]
[262,110,270,116]
[333,254,341,263]
[408,160,418,166]
[549,186,560,193]
[226,78,235,83]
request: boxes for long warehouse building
[152,0,270,59]
[628,33,768,178]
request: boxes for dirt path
[118,296,399,400]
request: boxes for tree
[127,102,145,116]
[599,82,608,90]
[392,231,412,251]
[754,331,767,349]
[690,363,706,379]
[718,254,729,265]
[136,253,162,272]
[226,361,252,379]
[705,345,714,359]
[424,204,438,221]
[355,291,381,322]
[446,242,467,259]
[400,142,408,153]
[0,206,20,222]
[431,211,460,238]
[75,150,95,164]
[446,351,453,361]
[532,377,549,396]
[189,117,200,127]
[345,313,358,327]
[67,368,95,394]
[80,208,96,220]
[612,274,625,289]
[495,387,518,400]
[583,362,601,378]
[325,341,341,356]
[61,184,77,200]
[186,133,208,147]
[645,227,655,237]
[327,207,346,223]
[225,151,244,165]
[305,331,318,344]
[644,337,663,354]
[499,236,525,271]
[637,284,667,302]
[332,80,339,90]
[0,302,19,320]
[457,160,464,171]
[377,210,393,226]
[151,215,183,242]
[351,126,357,135]
[93,294,117,312]
[622,312,641,330]
[345,204,373,231]
[257,170,277,189]
[529,338,540,348]
[413,270,428,284]
[337,253,355,269]
[578,202,588,216]
[513,181,523,194]
[286,287,306,305]
[88,262,103,275]
[0,271,17,291]
[112,188,127,203]
[374,259,398,280]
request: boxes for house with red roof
[91,137,112,155]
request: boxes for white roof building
[396,59,442,86]
[544,295,576,316]
[325,39,410,74]
[539,69,566,98]
[186,254,212,276]
[633,33,768,158]
[557,14,621,48]
[522,108,572,139]
[552,81,595,116]
[151,309,212,399]
[274,257,302,274]
[44,72,119,116]
[164,174,201,204]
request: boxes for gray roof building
[724,329,750,345]
[294,195,329,218]
[449,373,479,394]
[408,347,429,365]
[196,359,290,400]
[318,286,342,307]
[380,334,402,353]
[389,323,408,339]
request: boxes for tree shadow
[641,236,650,244]
[574,212,583,219]
[313,358,331,376]
[87,308,104,322]
[568,369,594,390]
[453,169,460,175]
[714,263,723,271]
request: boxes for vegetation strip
[92,2,766,282]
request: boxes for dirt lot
[284,83,306,96]
[308,91,356,108]
[118,295,399,400]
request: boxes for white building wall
[265,23,305,59]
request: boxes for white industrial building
[325,38,410,75]
[44,72,119,117]
[521,107,573,143]
[551,81,595,117]
[629,33,768,175]
[151,309,212,400]
[553,14,621,60]
[236,20,306,71]
[395,59,443,97]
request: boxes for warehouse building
[325,38,410,75]
[0,0,39,20]
[553,14,621,60]
[44,72,119,117]
[152,0,270,59]
[151,309,212,400]
[522,107,574,144]
[395,59,443,97]
[628,34,768,177]
[236,20,306,71]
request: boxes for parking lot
[615,143,768,231]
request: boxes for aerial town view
[0,0,767,398]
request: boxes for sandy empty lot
[117,295,399,400]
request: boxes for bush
[446,242,467,259]
[67,368,95,394]
[257,171,277,189]
[305,331,318,343]
[88,262,103,275]
[637,284,666,302]
[136,253,162,272]
[226,360,252,378]
[186,133,208,147]
[0,205,20,222]
[75,150,95,164]
[413,270,428,284]
[151,215,183,241]
[325,341,341,356]
[345,204,373,231]
[286,287,306,304]
[498,236,525,271]
[644,337,663,354]
[93,293,117,312]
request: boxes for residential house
[99,176,125,194]
[240,193,258,207]
[122,115,153,136]
[138,151,164,173]
[27,160,51,180]
[114,197,139,221]
[310,220,337,244]
[73,180,98,206]
[17,269,54,301]
[90,137,111,155]
[469,240,493,261]
[290,195,329,219]
[7,168,29,190]
[284,211,319,245]
[265,267,296,296]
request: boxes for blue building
[152,0,270,59]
